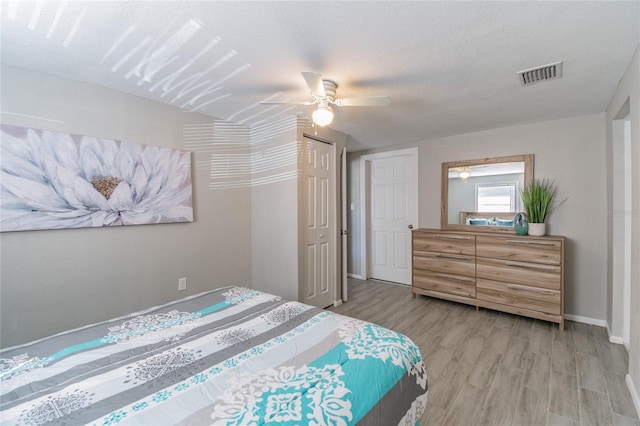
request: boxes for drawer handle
[435,273,474,283]
[505,262,557,272]
[506,284,556,295]
[505,240,558,247]
[436,254,472,261]
[435,235,472,240]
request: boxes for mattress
[1,287,428,425]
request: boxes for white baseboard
[347,273,365,280]
[564,314,631,345]
[626,374,640,419]
[564,314,608,327]
[605,323,625,344]
[609,336,625,345]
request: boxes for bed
[0,287,428,425]
[459,211,515,227]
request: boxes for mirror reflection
[442,155,533,232]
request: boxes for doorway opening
[611,99,632,348]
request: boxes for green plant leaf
[520,178,558,223]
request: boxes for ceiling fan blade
[334,96,391,107]
[301,71,326,97]
[259,100,315,105]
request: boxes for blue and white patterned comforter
[0,287,428,425]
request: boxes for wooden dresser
[412,228,565,329]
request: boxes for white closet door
[302,138,335,308]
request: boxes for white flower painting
[0,125,193,232]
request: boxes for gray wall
[0,67,349,346]
[348,113,608,323]
[250,116,300,300]
[606,44,640,407]
[0,65,252,347]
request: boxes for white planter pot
[528,223,546,236]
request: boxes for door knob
[408,224,414,229]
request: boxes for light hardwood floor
[329,278,639,426]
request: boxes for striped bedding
[0,287,428,425]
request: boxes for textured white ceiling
[1,1,639,150]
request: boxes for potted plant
[520,178,557,236]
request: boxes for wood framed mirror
[441,154,534,233]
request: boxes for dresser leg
[476,305,479,311]
[559,321,565,331]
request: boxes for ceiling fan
[449,167,472,180]
[260,71,391,126]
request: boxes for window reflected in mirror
[476,183,517,212]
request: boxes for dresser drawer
[414,269,476,298]
[413,251,475,276]
[476,257,560,290]
[413,232,475,256]
[477,278,561,315]
[476,236,561,265]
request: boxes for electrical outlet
[178,277,187,291]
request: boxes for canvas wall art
[0,124,193,232]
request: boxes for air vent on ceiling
[517,62,563,86]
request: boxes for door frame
[340,147,348,302]
[359,147,419,281]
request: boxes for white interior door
[368,152,418,285]
[303,138,335,308]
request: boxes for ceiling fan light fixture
[459,170,470,180]
[260,72,389,126]
[312,105,334,126]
